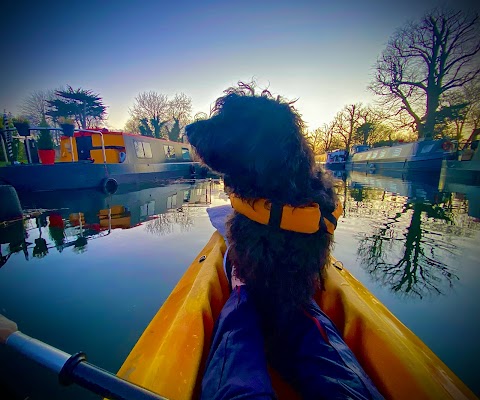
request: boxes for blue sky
[2,0,479,130]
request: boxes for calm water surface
[0,173,479,399]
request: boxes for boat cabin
[59,130,193,164]
[326,149,348,163]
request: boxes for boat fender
[442,141,453,151]
[0,185,23,222]
[190,164,196,177]
[367,163,376,173]
[101,178,118,195]
[119,152,126,163]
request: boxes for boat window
[420,144,434,153]
[164,145,176,159]
[134,141,143,158]
[134,141,153,158]
[143,142,153,158]
[181,148,191,160]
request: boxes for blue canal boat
[345,139,455,173]
[0,129,201,193]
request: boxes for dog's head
[186,86,314,199]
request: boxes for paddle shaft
[6,331,167,400]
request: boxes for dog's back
[186,83,338,330]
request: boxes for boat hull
[117,232,475,400]
[0,161,201,192]
[325,162,346,171]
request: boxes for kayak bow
[118,231,476,400]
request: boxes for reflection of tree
[357,201,459,299]
[144,206,199,236]
[32,217,48,258]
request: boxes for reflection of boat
[117,231,475,400]
[325,149,347,170]
[0,129,201,192]
[440,129,480,186]
[346,170,441,202]
[18,182,209,227]
[0,181,214,267]
[439,179,480,219]
[346,139,454,173]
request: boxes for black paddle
[0,314,167,400]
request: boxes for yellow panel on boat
[90,149,120,164]
[99,216,131,229]
[117,232,476,400]
[98,206,127,216]
[91,133,126,148]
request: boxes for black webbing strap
[269,202,283,229]
[319,216,328,233]
[322,211,338,230]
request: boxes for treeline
[16,87,195,143]
[305,8,480,155]
[12,8,480,152]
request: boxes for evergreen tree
[47,86,107,129]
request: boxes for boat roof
[60,129,187,144]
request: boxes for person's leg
[201,286,276,400]
[267,300,383,400]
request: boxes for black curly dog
[186,83,338,332]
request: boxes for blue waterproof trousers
[201,286,384,400]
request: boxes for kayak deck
[117,231,475,400]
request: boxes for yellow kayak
[117,231,476,400]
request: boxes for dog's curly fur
[186,82,337,331]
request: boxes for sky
[2,0,479,131]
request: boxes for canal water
[0,173,479,399]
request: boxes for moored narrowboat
[346,139,455,173]
[0,128,201,193]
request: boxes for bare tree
[164,93,193,142]
[305,123,343,154]
[130,91,169,122]
[129,91,192,141]
[332,103,371,151]
[18,90,55,125]
[123,117,141,134]
[441,78,480,141]
[129,91,169,138]
[371,9,480,139]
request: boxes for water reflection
[0,181,214,268]
[339,171,480,299]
